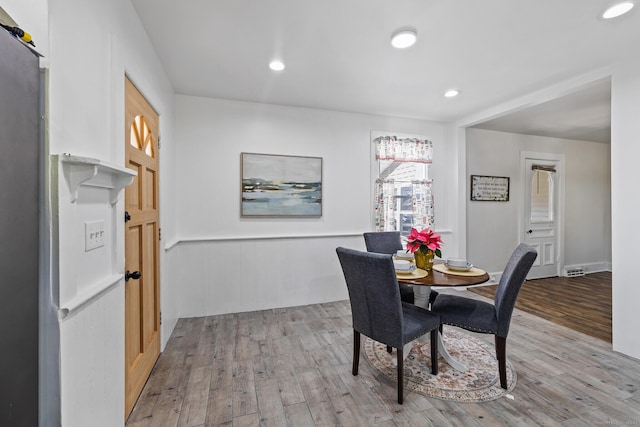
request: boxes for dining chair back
[494,244,539,337]
[336,247,440,404]
[363,231,415,304]
[363,231,404,254]
[430,243,537,389]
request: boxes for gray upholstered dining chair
[363,231,415,304]
[336,247,440,404]
[430,243,537,389]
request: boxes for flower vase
[414,250,434,271]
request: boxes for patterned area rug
[364,327,516,402]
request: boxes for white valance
[374,136,433,163]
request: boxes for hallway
[469,271,612,342]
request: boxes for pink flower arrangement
[406,227,443,257]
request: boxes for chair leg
[430,329,438,375]
[352,330,360,376]
[396,346,403,404]
[387,345,392,353]
[428,290,439,309]
[495,335,507,389]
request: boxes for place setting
[432,257,487,277]
[393,254,428,279]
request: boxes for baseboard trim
[563,262,611,276]
[434,262,612,292]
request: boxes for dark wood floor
[126,279,640,426]
[469,271,612,342]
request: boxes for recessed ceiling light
[602,1,634,19]
[444,89,460,98]
[269,60,285,71]
[391,28,417,49]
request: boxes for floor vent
[566,267,585,277]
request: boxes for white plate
[445,263,474,272]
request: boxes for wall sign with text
[470,175,510,201]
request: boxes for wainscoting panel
[59,283,124,427]
[172,235,364,318]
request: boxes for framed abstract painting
[241,152,323,217]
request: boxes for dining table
[397,262,490,371]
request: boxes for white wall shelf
[56,154,137,204]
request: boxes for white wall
[611,59,640,359]
[564,140,611,266]
[9,0,178,425]
[172,96,457,317]
[466,128,611,274]
[1,0,49,60]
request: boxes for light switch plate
[85,220,105,251]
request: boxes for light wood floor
[126,286,640,427]
[469,271,612,342]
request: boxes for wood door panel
[125,224,142,365]
[125,160,142,211]
[125,282,141,365]
[143,167,157,211]
[142,221,158,344]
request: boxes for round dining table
[397,264,490,287]
[397,264,490,371]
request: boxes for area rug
[364,327,516,402]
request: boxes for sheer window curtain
[374,136,434,233]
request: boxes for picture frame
[241,152,323,217]
[470,175,510,201]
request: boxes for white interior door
[522,154,564,279]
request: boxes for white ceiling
[471,78,612,143]
[131,0,637,143]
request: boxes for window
[373,135,434,237]
[530,167,554,223]
[130,115,155,158]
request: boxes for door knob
[527,229,533,234]
[125,270,141,281]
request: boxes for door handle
[527,229,533,234]
[125,270,141,281]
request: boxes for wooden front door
[124,77,160,418]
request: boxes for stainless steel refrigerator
[0,28,40,426]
